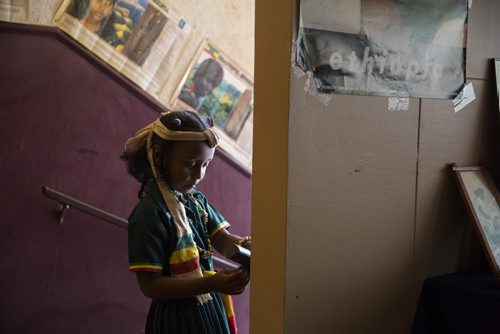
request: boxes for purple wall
[0,23,251,334]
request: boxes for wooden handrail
[42,186,237,269]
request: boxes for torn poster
[297,0,468,99]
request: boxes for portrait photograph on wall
[297,0,469,98]
[172,40,254,172]
[452,165,500,283]
[53,0,192,98]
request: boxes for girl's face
[162,141,215,194]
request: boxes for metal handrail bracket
[41,186,237,269]
[42,186,127,228]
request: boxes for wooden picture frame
[171,39,253,173]
[451,164,500,283]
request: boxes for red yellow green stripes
[129,263,163,272]
[204,270,237,333]
[227,314,237,334]
[204,43,220,59]
[210,221,230,238]
[170,244,199,264]
[170,256,200,275]
[169,234,200,276]
[221,293,235,318]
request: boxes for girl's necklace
[171,189,213,259]
[189,194,213,259]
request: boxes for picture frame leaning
[451,164,500,283]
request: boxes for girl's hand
[242,239,251,250]
[210,267,249,295]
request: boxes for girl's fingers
[225,268,246,280]
[217,267,250,294]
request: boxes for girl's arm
[136,267,249,300]
[211,229,251,255]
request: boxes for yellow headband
[125,118,220,151]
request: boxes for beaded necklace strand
[189,194,213,259]
[171,190,213,259]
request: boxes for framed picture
[451,164,500,283]
[494,58,500,114]
[171,40,253,172]
[52,0,192,99]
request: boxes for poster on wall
[171,40,253,172]
[53,0,191,99]
[297,0,469,99]
[0,0,27,22]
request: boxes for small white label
[452,82,476,113]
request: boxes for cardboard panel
[286,72,419,334]
[466,1,500,79]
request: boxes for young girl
[122,110,251,333]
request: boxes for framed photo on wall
[52,0,192,99]
[171,40,253,173]
[451,164,500,283]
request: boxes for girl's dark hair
[121,110,212,198]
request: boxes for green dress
[128,180,231,334]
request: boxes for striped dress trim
[129,263,163,272]
[210,221,230,238]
